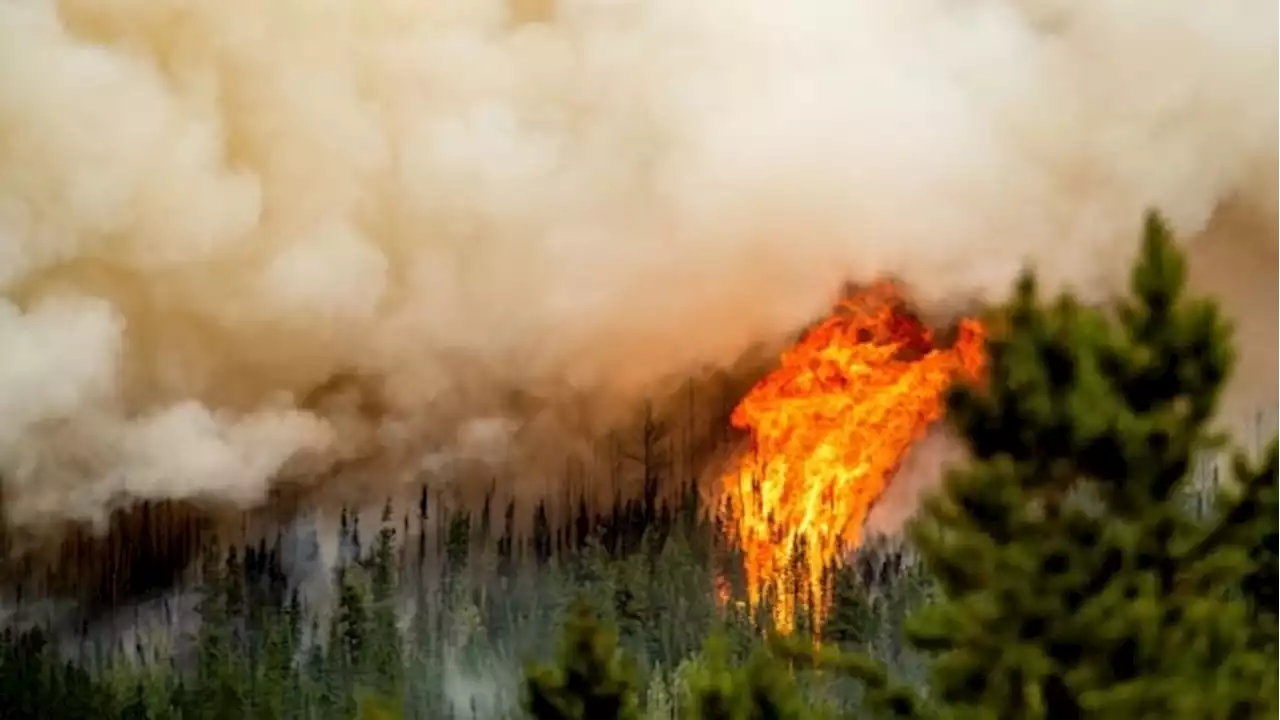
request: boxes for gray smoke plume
[0,0,1274,535]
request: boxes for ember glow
[718,284,986,632]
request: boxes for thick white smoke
[0,0,1274,533]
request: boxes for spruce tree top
[908,212,1278,719]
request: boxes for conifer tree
[254,602,297,720]
[366,501,405,703]
[904,213,1279,718]
[324,565,368,719]
[1241,449,1278,636]
[192,541,248,720]
[822,562,881,649]
[120,682,152,720]
[523,599,641,720]
[680,636,818,720]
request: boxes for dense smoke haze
[0,0,1275,536]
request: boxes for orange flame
[718,283,985,633]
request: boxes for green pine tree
[822,561,882,650]
[1240,448,1278,637]
[903,212,1280,718]
[523,599,641,720]
[120,682,152,720]
[192,541,248,720]
[680,635,820,720]
[321,565,366,720]
[365,501,405,704]
[252,603,297,720]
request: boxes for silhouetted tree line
[0,215,1275,719]
[0,472,903,718]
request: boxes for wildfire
[718,283,986,633]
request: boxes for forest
[0,216,1276,719]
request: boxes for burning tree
[720,282,986,633]
[904,212,1279,717]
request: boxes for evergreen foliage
[1237,447,1279,639]
[679,635,818,720]
[523,600,641,720]
[906,213,1279,718]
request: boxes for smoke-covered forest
[0,216,1275,719]
[1,0,1277,716]
[0,483,936,718]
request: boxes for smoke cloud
[0,0,1274,533]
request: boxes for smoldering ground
[0,0,1274,553]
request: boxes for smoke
[442,651,520,720]
[0,0,1274,533]
[865,428,964,537]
